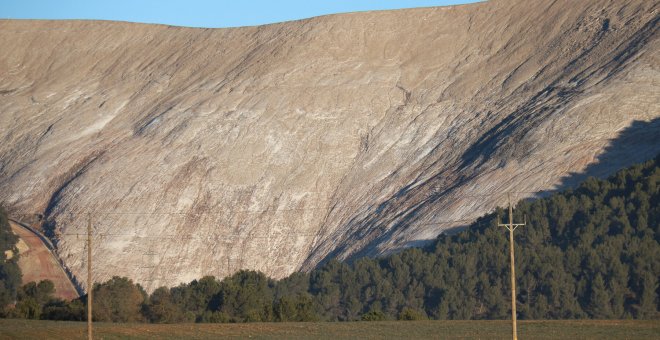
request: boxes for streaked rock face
[1,0,658,291]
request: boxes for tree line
[0,206,22,312]
[1,155,658,322]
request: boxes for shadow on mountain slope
[541,117,660,196]
[330,117,660,267]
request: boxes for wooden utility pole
[87,215,93,340]
[498,193,525,340]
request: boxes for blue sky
[1,0,480,28]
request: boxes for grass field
[1,319,659,339]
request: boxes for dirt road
[9,220,80,301]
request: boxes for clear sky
[1,0,481,28]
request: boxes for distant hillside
[0,0,658,291]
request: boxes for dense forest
[1,155,658,322]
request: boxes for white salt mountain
[0,0,658,292]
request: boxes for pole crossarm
[498,223,526,232]
[495,192,526,340]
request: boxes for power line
[60,190,546,217]
[416,218,475,226]
[16,215,488,240]
[15,190,547,255]
[14,233,320,240]
[18,233,356,239]
[96,206,330,215]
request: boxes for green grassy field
[1,319,659,339]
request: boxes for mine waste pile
[0,0,658,291]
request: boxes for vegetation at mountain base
[1,155,658,322]
[0,206,22,315]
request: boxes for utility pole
[498,193,525,340]
[87,215,93,340]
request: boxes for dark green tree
[92,276,146,322]
[0,206,21,313]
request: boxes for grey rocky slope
[0,0,658,292]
